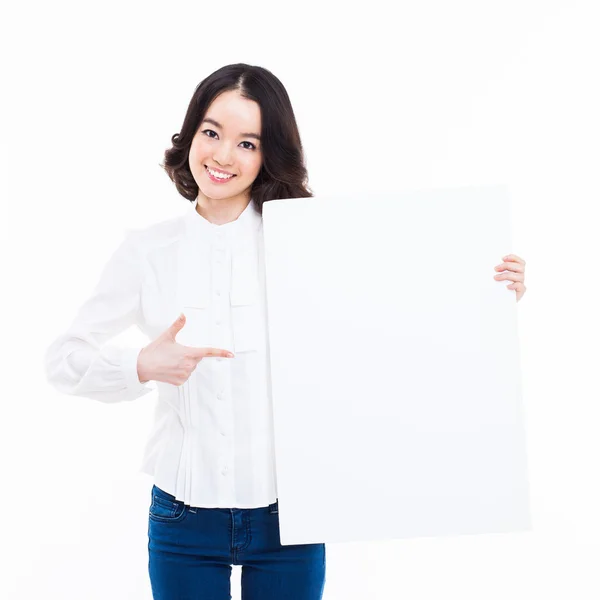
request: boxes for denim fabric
[148,484,326,599]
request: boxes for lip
[205,165,235,176]
[205,165,236,184]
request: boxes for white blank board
[262,184,531,545]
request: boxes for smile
[205,165,236,182]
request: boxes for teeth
[207,167,233,179]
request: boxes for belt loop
[269,499,278,514]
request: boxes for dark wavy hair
[160,63,313,215]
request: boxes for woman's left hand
[494,254,527,302]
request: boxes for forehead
[205,90,261,128]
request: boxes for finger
[495,272,524,282]
[495,261,524,273]
[502,254,526,266]
[188,347,235,359]
[165,313,186,339]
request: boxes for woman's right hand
[136,313,234,385]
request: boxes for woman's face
[189,89,263,206]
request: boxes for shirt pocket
[176,238,212,348]
[230,246,260,353]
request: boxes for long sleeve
[44,229,154,403]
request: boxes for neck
[196,195,251,225]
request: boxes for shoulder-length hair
[160,63,313,214]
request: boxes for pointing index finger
[204,347,235,358]
[187,347,235,359]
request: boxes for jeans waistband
[152,484,278,513]
[187,499,278,514]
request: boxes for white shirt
[45,197,278,508]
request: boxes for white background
[1,0,599,598]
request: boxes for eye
[202,130,257,150]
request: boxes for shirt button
[216,290,221,296]
[216,319,221,326]
[217,392,223,399]
[220,431,226,437]
[221,466,228,475]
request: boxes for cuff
[121,346,153,395]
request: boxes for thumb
[166,313,186,339]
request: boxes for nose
[212,142,234,167]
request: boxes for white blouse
[44,197,278,508]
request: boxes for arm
[44,229,154,403]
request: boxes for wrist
[137,347,151,384]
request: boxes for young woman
[45,63,527,600]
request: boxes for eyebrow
[201,118,261,141]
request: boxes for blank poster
[261,184,531,545]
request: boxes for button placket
[213,230,228,337]
[215,228,226,265]
[215,232,231,470]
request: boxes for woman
[44,63,527,600]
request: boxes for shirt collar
[184,195,262,242]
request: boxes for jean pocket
[149,486,188,523]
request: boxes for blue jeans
[147,484,326,599]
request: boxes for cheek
[189,140,207,163]
[241,153,262,177]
